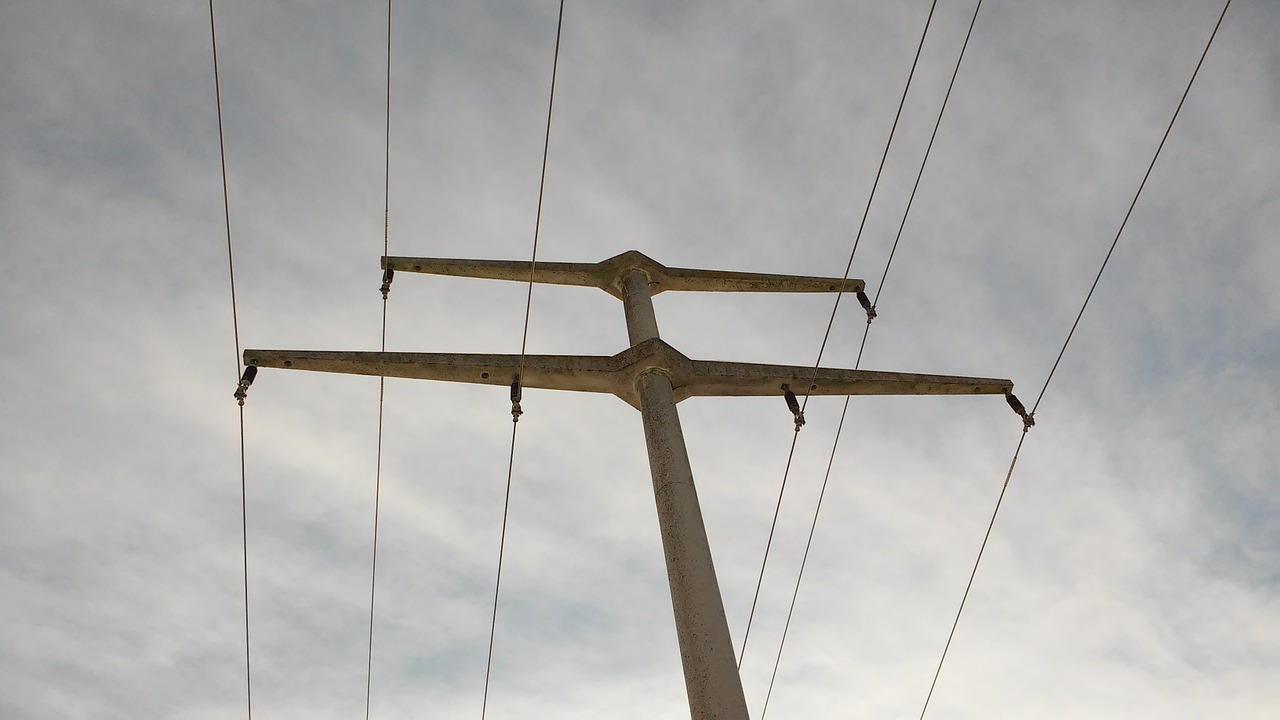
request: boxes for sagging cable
[856,289,877,323]
[782,384,805,430]
[1005,390,1034,431]
[379,267,394,299]
[234,365,258,406]
[510,375,523,422]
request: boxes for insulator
[1005,391,1026,415]
[380,267,394,299]
[783,386,800,415]
[856,290,877,321]
[783,384,806,429]
[510,375,523,422]
[234,365,258,405]
[1005,391,1035,429]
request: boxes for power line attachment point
[234,365,258,406]
[782,384,805,431]
[1005,390,1034,431]
[510,375,523,423]
[856,290,877,323]
[380,267,394,299]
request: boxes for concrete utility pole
[244,250,1013,720]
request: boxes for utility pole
[244,250,1014,719]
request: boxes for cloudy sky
[2,1,1277,718]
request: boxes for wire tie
[510,375,523,422]
[379,267,394,299]
[782,384,805,430]
[1005,390,1034,430]
[234,365,258,406]
[856,290,877,323]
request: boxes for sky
[1,1,1277,718]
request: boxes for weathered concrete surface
[383,249,865,298]
[243,340,1012,410]
[245,251,1014,719]
[621,267,749,719]
[637,368,749,720]
[620,266,662,344]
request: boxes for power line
[516,0,565,369]
[207,0,252,717]
[873,0,982,306]
[917,3,1232,717]
[756,2,985,715]
[210,7,241,373]
[736,426,801,669]
[737,0,939,677]
[481,2,565,717]
[364,2,393,718]
[798,0,939,401]
[1029,0,1232,416]
[760,389,854,719]
[916,431,1024,719]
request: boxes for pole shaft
[620,269,662,345]
[621,269,749,719]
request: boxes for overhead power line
[207,0,252,717]
[364,1,394,718]
[738,0,940,683]
[482,2,566,718]
[759,2,987,716]
[917,2,1233,718]
[1029,0,1233,417]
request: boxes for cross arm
[244,338,1011,409]
[381,257,601,290]
[382,250,864,298]
[654,264,861,295]
[675,358,1012,402]
[242,348,626,397]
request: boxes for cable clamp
[379,267,394,300]
[234,365,258,406]
[1005,390,1034,431]
[510,375,523,422]
[856,290,877,323]
[782,384,805,430]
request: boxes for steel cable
[758,7,987,714]
[917,3,1232,717]
[481,2,565,717]
[1028,0,1232,417]
[364,2,393,718]
[207,1,252,716]
[737,0,939,676]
